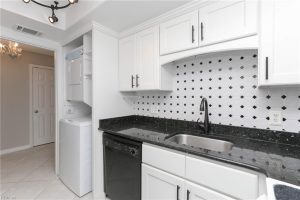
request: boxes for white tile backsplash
[130,50,300,133]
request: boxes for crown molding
[61,21,119,45]
[119,0,212,38]
[61,21,93,46]
[92,21,119,38]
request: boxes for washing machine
[59,117,92,197]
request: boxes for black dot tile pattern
[132,50,300,133]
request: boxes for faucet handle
[197,118,205,129]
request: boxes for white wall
[0,51,54,151]
[92,27,132,198]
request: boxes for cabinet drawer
[186,155,260,199]
[142,144,185,177]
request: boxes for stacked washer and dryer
[59,39,92,197]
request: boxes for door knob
[34,110,39,113]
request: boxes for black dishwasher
[103,133,142,200]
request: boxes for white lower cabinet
[142,144,267,200]
[142,164,234,200]
[142,164,185,200]
[186,181,234,200]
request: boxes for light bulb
[68,0,78,4]
[23,0,31,3]
[49,16,54,23]
[49,14,58,23]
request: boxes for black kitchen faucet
[199,97,210,134]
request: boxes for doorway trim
[0,28,63,175]
[29,64,55,147]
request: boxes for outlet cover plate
[269,110,282,126]
[150,105,159,114]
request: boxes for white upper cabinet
[199,0,258,46]
[119,35,136,91]
[119,26,172,91]
[259,0,300,86]
[136,26,160,90]
[160,11,199,55]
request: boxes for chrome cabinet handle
[192,25,195,43]
[136,74,139,88]
[200,22,204,41]
[131,75,135,88]
[176,185,180,200]
[265,57,269,80]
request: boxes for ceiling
[72,0,193,32]
[0,38,54,56]
[0,0,192,43]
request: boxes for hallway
[0,144,92,199]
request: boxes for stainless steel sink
[165,134,233,152]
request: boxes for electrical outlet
[150,105,159,114]
[269,110,282,126]
[67,108,74,114]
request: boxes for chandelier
[0,41,23,59]
[22,0,79,24]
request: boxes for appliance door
[103,133,142,200]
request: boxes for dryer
[59,117,92,197]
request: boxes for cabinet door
[83,76,92,106]
[66,85,83,101]
[160,11,198,55]
[186,181,234,200]
[259,0,300,85]
[136,26,160,90]
[199,0,257,46]
[119,35,136,91]
[142,164,185,200]
[67,58,82,85]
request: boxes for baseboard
[0,144,32,156]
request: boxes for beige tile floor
[0,143,93,200]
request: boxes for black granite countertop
[99,115,300,186]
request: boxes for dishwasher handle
[103,133,142,159]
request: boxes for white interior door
[33,67,55,146]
